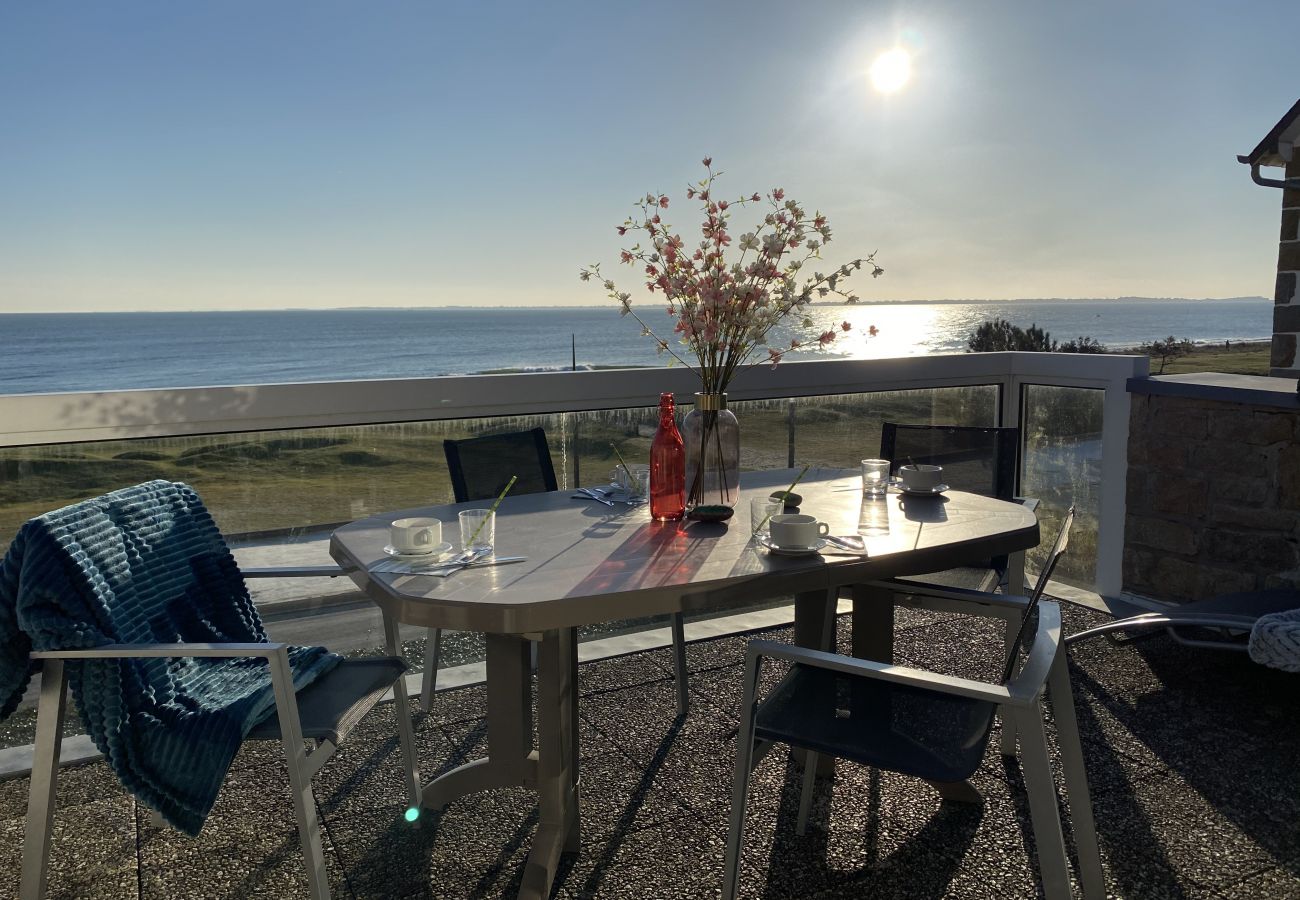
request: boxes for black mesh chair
[880,422,1022,593]
[723,510,1103,900]
[430,428,691,714]
[444,427,559,502]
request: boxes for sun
[869,48,912,94]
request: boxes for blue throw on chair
[0,480,340,836]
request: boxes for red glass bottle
[649,392,686,521]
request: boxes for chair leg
[1012,703,1073,900]
[21,659,68,900]
[268,649,331,900]
[722,653,763,900]
[385,612,423,810]
[671,611,689,718]
[1048,652,1105,899]
[420,627,442,710]
[999,611,1022,756]
[795,750,819,835]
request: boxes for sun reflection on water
[774,303,967,363]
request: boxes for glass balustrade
[1020,383,1104,588]
[0,363,1133,751]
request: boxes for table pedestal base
[401,629,579,900]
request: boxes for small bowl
[687,505,734,523]
[770,491,803,509]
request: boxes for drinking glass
[625,464,650,499]
[861,458,890,495]
[459,509,495,553]
[750,496,782,538]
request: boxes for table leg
[850,583,894,663]
[793,589,836,651]
[851,584,982,802]
[519,627,579,900]
[422,634,537,811]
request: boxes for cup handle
[818,522,830,537]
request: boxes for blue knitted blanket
[0,480,340,836]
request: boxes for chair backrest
[1000,506,1075,683]
[443,427,559,502]
[879,423,1019,499]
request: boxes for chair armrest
[242,565,346,579]
[746,640,1015,706]
[864,580,1033,614]
[31,642,289,660]
[1006,601,1062,702]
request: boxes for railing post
[1093,366,1136,598]
[786,400,796,468]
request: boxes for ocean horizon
[0,297,1273,395]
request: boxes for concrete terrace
[2,604,1296,900]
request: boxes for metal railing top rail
[0,352,1149,448]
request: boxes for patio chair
[723,508,1104,900]
[2,481,420,900]
[1065,587,1300,669]
[439,427,692,714]
[878,422,1022,592]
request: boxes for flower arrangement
[580,158,881,392]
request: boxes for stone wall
[1271,155,1300,375]
[1124,376,1300,602]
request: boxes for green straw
[757,465,810,534]
[466,475,517,549]
[609,443,642,495]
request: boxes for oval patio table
[330,467,1039,900]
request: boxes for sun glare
[869,48,912,94]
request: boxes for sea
[0,298,1273,395]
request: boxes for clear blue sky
[1,1,1296,312]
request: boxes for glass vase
[682,392,741,510]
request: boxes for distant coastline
[0,295,1270,315]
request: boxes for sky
[1,1,1297,313]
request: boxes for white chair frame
[722,597,1105,900]
[20,612,422,900]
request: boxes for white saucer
[898,484,949,497]
[764,538,829,557]
[383,542,452,559]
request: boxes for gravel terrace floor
[2,603,1298,899]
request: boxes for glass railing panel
[754,387,1001,469]
[1020,384,1104,589]
[0,382,1039,749]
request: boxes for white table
[330,468,1039,899]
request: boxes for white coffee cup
[769,514,830,549]
[898,464,943,491]
[391,517,442,553]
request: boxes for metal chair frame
[724,509,1100,899]
[21,622,421,900]
[1065,587,1300,651]
[722,598,1103,899]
